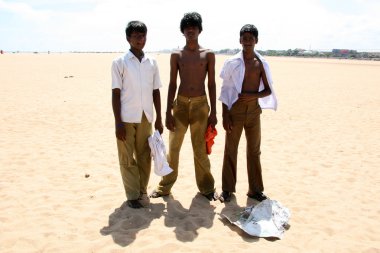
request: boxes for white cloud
[0,0,52,21]
[1,0,379,52]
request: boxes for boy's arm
[165,53,179,131]
[258,64,272,97]
[255,52,272,97]
[239,64,272,100]
[153,89,163,134]
[222,103,233,133]
[206,51,217,128]
[112,88,126,140]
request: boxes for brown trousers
[222,99,264,193]
[156,95,215,195]
[116,113,152,200]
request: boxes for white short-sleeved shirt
[111,51,162,123]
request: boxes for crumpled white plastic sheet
[223,199,291,239]
[148,130,173,176]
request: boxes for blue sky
[0,0,379,52]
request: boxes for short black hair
[125,21,147,38]
[240,24,258,38]
[180,12,203,33]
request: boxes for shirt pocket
[141,62,155,87]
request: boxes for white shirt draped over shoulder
[219,50,277,110]
[111,51,162,123]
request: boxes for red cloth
[205,125,217,155]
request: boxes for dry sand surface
[1,52,379,253]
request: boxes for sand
[1,52,379,253]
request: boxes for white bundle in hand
[148,130,173,176]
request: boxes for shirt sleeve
[219,60,230,80]
[218,59,241,110]
[111,59,122,89]
[152,59,162,90]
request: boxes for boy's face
[240,32,257,51]
[183,25,200,40]
[127,31,147,50]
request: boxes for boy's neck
[129,48,144,61]
[184,41,199,51]
[242,48,255,59]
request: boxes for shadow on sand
[163,193,216,242]
[100,201,165,247]
[100,193,216,246]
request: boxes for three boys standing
[111,13,277,209]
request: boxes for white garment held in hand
[148,130,173,176]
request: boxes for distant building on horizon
[332,49,357,57]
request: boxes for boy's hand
[207,112,218,128]
[155,118,164,134]
[115,124,126,140]
[222,114,233,134]
[165,112,176,132]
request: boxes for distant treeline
[214,48,380,61]
[4,49,380,61]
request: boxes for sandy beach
[1,52,379,253]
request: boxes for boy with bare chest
[175,49,209,96]
[218,24,277,203]
[150,12,218,201]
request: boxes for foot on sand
[127,199,143,209]
[203,191,218,201]
[138,193,150,207]
[149,190,169,198]
[247,192,268,202]
[219,191,232,203]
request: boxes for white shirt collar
[126,50,147,62]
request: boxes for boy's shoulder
[112,52,128,64]
[171,48,182,53]
[223,51,243,66]
[112,52,157,64]
[169,49,182,59]
[144,53,159,65]
[200,48,214,53]
[171,47,214,54]
[254,50,268,64]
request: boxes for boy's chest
[178,53,207,70]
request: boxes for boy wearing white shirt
[218,24,276,203]
[111,21,163,209]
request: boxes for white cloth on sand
[148,130,173,176]
[223,199,290,239]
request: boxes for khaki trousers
[222,99,264,193]
[116,113,152,200]
[156,95,215,195]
